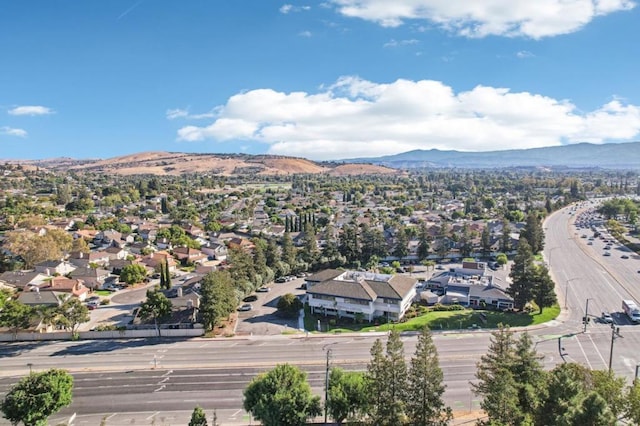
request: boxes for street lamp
[609,324,621,372]
[583,298,593,332]
[322,342,338,425]
[565,277,582,309]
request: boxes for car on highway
[256,286,271,292]
[601,312,613,324]
[237,303,253,312]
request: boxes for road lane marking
[162,370,173,377]
[586,333,607,367]
[574,335,593,369]
[145,412,159,420]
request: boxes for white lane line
[575,335,593,370]
[587,333,608,367]
[145,412,159,420]
[105,413,117,420]
[231,409,242,418]
[162,369,173,377]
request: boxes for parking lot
[234,276,307,336]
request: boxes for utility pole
[583,298,592,332]
[324,348,332,425]
[609,324,621,372]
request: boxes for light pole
[609,324,621,372]
[322,342,338,425]
[583,298,593,332]
[565,277,581,309]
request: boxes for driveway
[235,277,307,336]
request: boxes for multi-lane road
[2,202,640,425]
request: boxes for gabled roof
[18,290,62,306]
[307,270,417,302]
[306,269,343,283]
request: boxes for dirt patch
[207,312,238,337]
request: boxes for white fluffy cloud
[175,76,640,160]
[0,126,28,137]
[329,0,635,38]
[8,105,54,116]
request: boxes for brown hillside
[327,163,400,176]
[16,151,399,176]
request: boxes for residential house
[0,271,50,290]
[306,269,417,322]
[68,250,111,268]
[69,267,111,290]
[34,260,76,276]
[202,241,227,261]
[173,247,208,265]
[39,277,90,301]
[104,246,127,261]
[17,290,63,307]
[140,251,178,273]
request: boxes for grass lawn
[94,290,112,297]
[307,304,561,334]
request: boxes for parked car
[621,255,630,259]
[257,286,271,293]
[603,252,611,256]
[87,296,101,303]
[243,295,258,302]
[237,303,253,312]
[86,301,99,310]
[275,277,286,283]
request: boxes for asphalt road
[3,201,640,425]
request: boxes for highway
[2,202,640,425]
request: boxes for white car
[237,303,253,312]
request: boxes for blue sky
[2,0,640,161]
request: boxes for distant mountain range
[4,142,639,176]
[344,142,640,170]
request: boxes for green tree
[366,329,407,425]
[393,227,409,261]
[199,271,237,331]
[624,378,640,424]
[531,264,557,314]
[1,369,73,426]
[521,212,545,254]
[562,391,616,426]
[471,325,521,425]
[481,224,491,256]
[416,222,430,261]
[327,368,368,425]
[139,290,172,337]
[188,406,208,426]
[511,332,545,423]
[536,362,591,425]
[119,263,148,285]
[55,298,90,335]
[495,253,508,268]
[405,326,452,426]
[243,364,321,426]
[281,232,297,268]
[0,300,34,340]
[507,239,535,310]
[500,219,511,253]
[277,293,303,318]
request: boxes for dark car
[243,295,258,302]
[275,277,286,283]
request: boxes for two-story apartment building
[306,269,417,322]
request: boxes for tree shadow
[50,337,192,356]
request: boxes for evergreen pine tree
[405,326,452,426]
[471,325,522,425]
[165,261,172,289]
[507,239,535,310]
